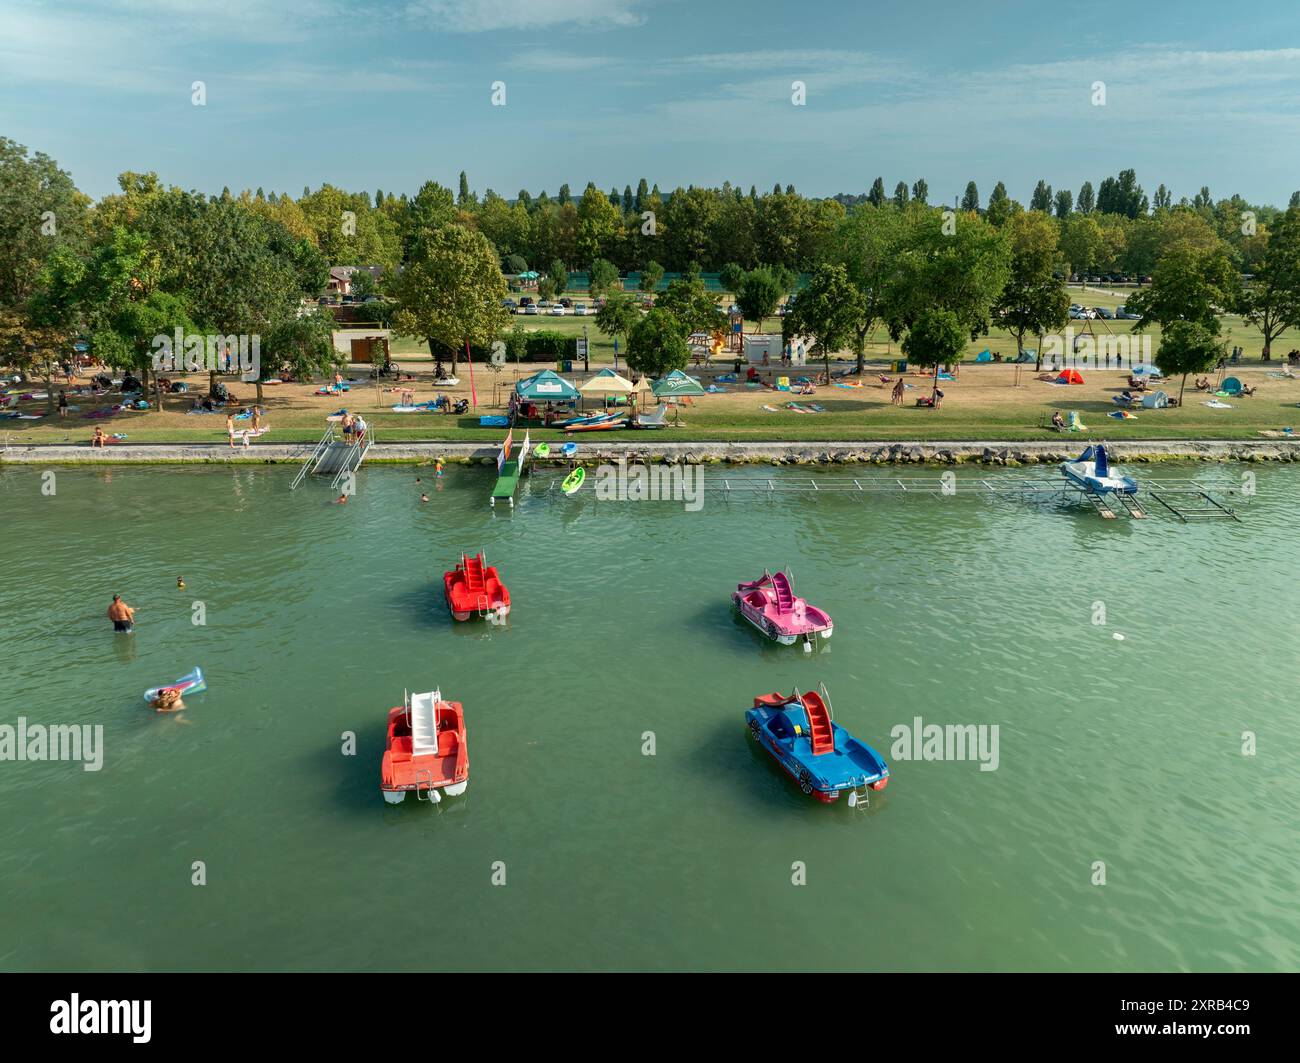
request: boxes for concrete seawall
[4,439,1300,465]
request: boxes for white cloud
[404,0,644,33]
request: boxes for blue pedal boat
[1061,444,1138,495]
[745,686,889,804]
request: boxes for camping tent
[1141,390,1168,409]
[1056,369,1085,384]
[651,369,706,397]
[515,369,580,402]
[1133,364,1163,377]
[976,349,992,363]
[1220,376,1243,396]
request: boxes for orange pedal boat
[381,690,468,804]
[443,551,510,622]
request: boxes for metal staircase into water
[289,427,374,490]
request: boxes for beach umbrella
[578,368,635,394]
[651,369,706,398]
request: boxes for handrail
[291,427,334,490]
[330,427,374,491]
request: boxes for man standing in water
[107,594,136,633]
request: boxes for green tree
[735,266,783,333]
[390,223,510,370]
[867,178,886,207]
[1030,180,1053,212]
[961,182,980,212]
[911,178,929,205]
[1077,181,1095,214]
[626,307,690,377]
[638,260,664,295]
[1155,319,1224,406]
[588,257,620,299]
[782,262,859,384]
[719,262,745,294]
[1125,246,1238,335]
[1237,208,1300,360]
[657,274,722,335]
[0,137,89,313]
[547,258,568,297]
[882,207,1011,348]
[1053,189,1073,219]
[505,253,528,274]
[830,203,908,371]
[992,212,1070,369]
[594,292,639,370]
[259,310,339,402]
[892,181,909,208]
[902,308,967,402]
[986,182,1014,227]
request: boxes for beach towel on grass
[1203,400,1233,408]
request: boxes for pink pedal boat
[732,570,833,648]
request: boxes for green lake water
[1,461,1297,972]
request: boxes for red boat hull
[443,552,510,621]
[380,703,468,795]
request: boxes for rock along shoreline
[4,439,1300,466]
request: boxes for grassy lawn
[7,288,1297,447]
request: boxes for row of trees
[80,164,1293,282]
[1,139,338,409]
[7,135,1300,407]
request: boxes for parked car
[1095,306,1113,319]
[537,300,551,308]
[503,298,517,309]
[523,304,539,315]
[559,298,572,308]
[519,296,534,307]
[1115,305,1141,320]
[573,303,589,316]
[549,304,566,315]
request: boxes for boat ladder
[330,429,374,491]
[290,427,334,490]
[1115,492,1147,519]
[1082,490,1117,519]
[414,767,440,803]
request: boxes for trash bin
[562,359,573,373]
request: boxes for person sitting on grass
[1195,377,1212,391]
[1051,410,1066,431]
[1240,383,1257,397]
[91,426,106,448]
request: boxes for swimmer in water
[335,494,349,504]
[108,594,136,633]
[177,576,186,590]
[152,687,184,712]
[435,460,444,477]
[420,493,429,503]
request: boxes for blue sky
[4,0,1299,206]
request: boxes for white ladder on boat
[409,690,441,757]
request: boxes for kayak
[534,442,552,458]
[144,667,206,703]
[561,467,585,495]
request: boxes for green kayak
[534,443,551,458]
[561,467,585,495]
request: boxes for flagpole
[465,339,477,408]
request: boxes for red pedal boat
[443,551,510,621]
[381,690,468,804]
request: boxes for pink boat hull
[732,572,833,644]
